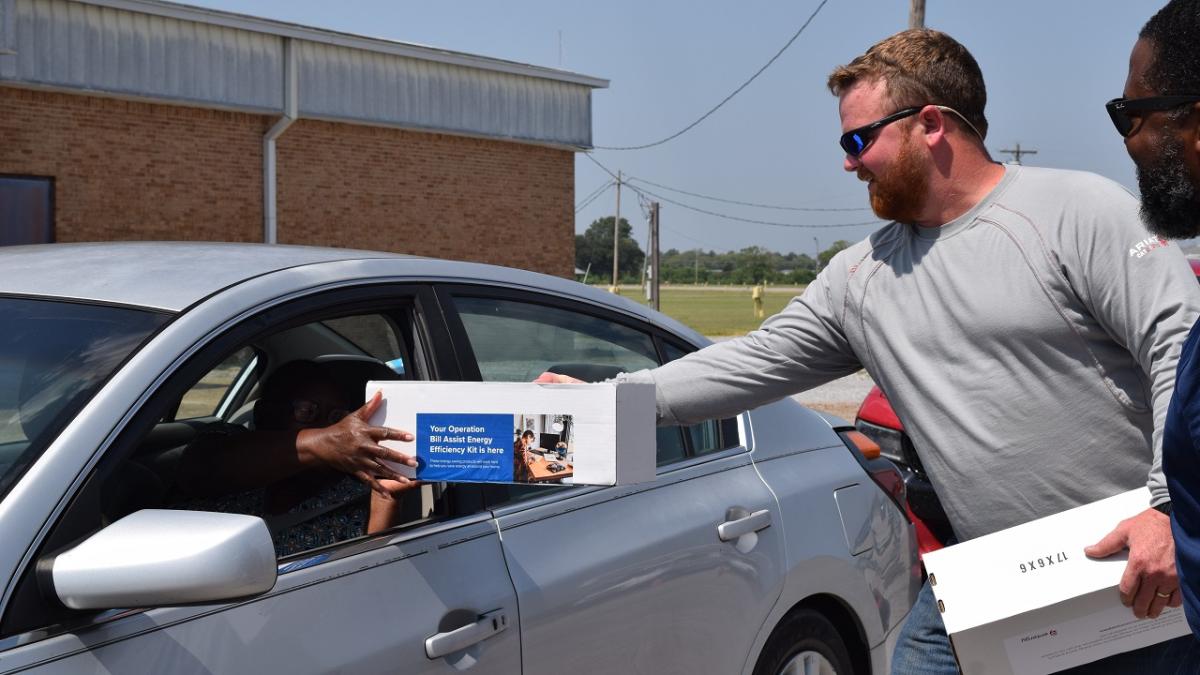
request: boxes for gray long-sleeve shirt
[624,165,1200,540]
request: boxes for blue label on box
[416,413,514,482]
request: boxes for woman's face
[522,435,535,449]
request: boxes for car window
[88,308,443,560]
[0,298,169,501]
[656,427,687,465]
[321,315,406,371]
[175,347,257,420]
[455,295,719,511]
[662,342,740,456]
[453,296,659,381]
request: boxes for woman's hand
[297,390,418,495]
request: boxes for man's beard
[1137,133,1200,239]
[861,133,929,223]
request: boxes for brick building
[0,0,606,276]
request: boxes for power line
[584,153,870,216]
[576,178,614,209]
[593,0,830,151]
[575,182,614,213]
[660,222,716,249]
[626,175,871,212]
[575,180,615,212]
[627,183,885,229]
[584,152,621,182]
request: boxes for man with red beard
[1113,0,1200,643]
[541,28,1200,672]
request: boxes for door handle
[718,508,771,542]
[426,609,509,659]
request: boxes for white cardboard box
[368,381,656,486]
[922,488,1189,674]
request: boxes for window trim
[214,351,261,420]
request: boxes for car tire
[753,609,854,675]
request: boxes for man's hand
[1084,507,1181,618]
[297,390,418,495]
[534,372,585,384]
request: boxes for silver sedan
[0,243,918,674]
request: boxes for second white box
[922,488,1189,674]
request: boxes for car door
[442,288,786,675]
[0,285,521,674]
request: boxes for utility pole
[639,214,650,289]
[649,202,661,310]
[909,0,925,29]
[999,143,1038,165]
[611,170,621,293]
[813,236,821,272]
[693,249,700,285]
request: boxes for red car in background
[855,256,1200,555]
[854,387,952,556]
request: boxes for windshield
[0,298,169,499]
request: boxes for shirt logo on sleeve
[1129,236,1170,258]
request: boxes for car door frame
[432,282,787,672]
[0,278,498,654]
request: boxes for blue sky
[183,0,1163,255]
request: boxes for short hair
[1140,0,1200,98]
[828,29,989,139]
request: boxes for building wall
[0,87,265,243]
[276,119,574,276]
[0,86,576,277]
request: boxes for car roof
[0,242,403,310]
[0,242,706,342]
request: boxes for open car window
[145,310,430,558]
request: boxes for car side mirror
[41,509,277,610]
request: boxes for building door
[0,176,54,245]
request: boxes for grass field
[603,285,804,336]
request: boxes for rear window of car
[0,297,169,500]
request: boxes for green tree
[818,240,852,270]
[733,246,772,285]
[575,217,645,282]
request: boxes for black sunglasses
[291,399,350,427]
[1106,95,1200,137]
[839,107,924,157]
